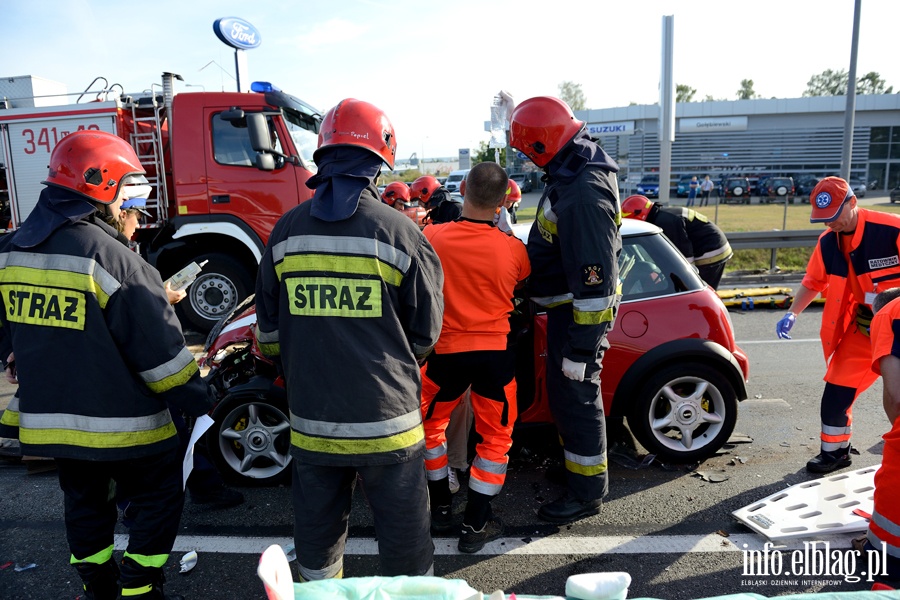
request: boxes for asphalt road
[0,305,892,599]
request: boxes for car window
[619,233,705,301]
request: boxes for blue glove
[776,313,796,340]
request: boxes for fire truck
[0,72,321,332]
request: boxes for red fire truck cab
[0,73,321,331]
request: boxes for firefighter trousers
[421,350,518,498]
[56,446,184,598]
[820,325,879,454]
[546,306,609,501]
[291,459,434,581]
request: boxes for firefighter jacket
[525,136,622,362]
[803,208,900,361]
[653,206,733,266]
[425,188,462,225]
[254,188,444,467]
[0,207,214,460]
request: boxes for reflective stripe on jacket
[655,207,733,266]
[255,190,444,466]
[803,209,900,361]
[0,212,213,460]
[526,164,622,361]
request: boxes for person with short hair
[699,175,715,207]
[686,175,699,207]
[775,177,900,474]
[420,161,530,553]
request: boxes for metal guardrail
[725,229,821,250]
[725,229,821,270]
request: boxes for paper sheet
[183,415,215,490]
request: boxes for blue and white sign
[213,17,262,50]
[586,121,635,136]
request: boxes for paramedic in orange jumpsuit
[775,177,900,473]
[420,161,531,554]
[864,288,900,584]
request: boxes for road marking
[736,339,818,344]
[113,533,857,556]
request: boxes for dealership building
[569,94,900,192]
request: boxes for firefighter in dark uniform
[621,195,733,290]
[509,96,622,524]
[410,175,462,224]
[254,98,444,580]
[0,131,214,600]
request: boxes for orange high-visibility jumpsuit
[803,209,900,455]
[421,218,530,530]
[865,297,900,580]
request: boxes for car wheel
[627,362,738,463]
[176,253,253,333]
[207,388,292,485]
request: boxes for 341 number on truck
[0,72,322,332]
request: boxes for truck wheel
[626,362,738,463]
[177,253,253,333]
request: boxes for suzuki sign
[586,121,635,136]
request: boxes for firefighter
[0,130,214,599]
[420,161,531,553]
[861,286,900,584]
[621,195,733,289]
[410,175,462,224]
[504,178,522,224]
[381,181,410,209]
[254,98,444,580]
[775,177,900,473]
[508,96,622,524]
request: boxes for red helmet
[381,181,410,207]
[316,98,397,169]
[43,130,147,204]
[506,179,522,203]
[409,175,441,206]
[621,195,653,221]
[509,96,584,167]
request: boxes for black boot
[538,492,602,524]
[458,490,503,553]
[74,559,120,600]
[807,447,852,474]
[427,476,454,534]
[120,558,184,600]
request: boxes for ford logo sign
[213,17,262,50]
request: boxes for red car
[200,219,750,484]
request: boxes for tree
[676,84,696,103]
[804,68,894,96]
[857,71,894,95]
[558,81,586,111]
[472,140,507,166]
[736,79,758,100]
[804,68,850,96]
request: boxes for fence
[725,230,821,270]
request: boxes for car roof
[511,219,661,245]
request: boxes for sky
[5,0,900,160]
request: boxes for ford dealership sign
[213,17,261,50]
